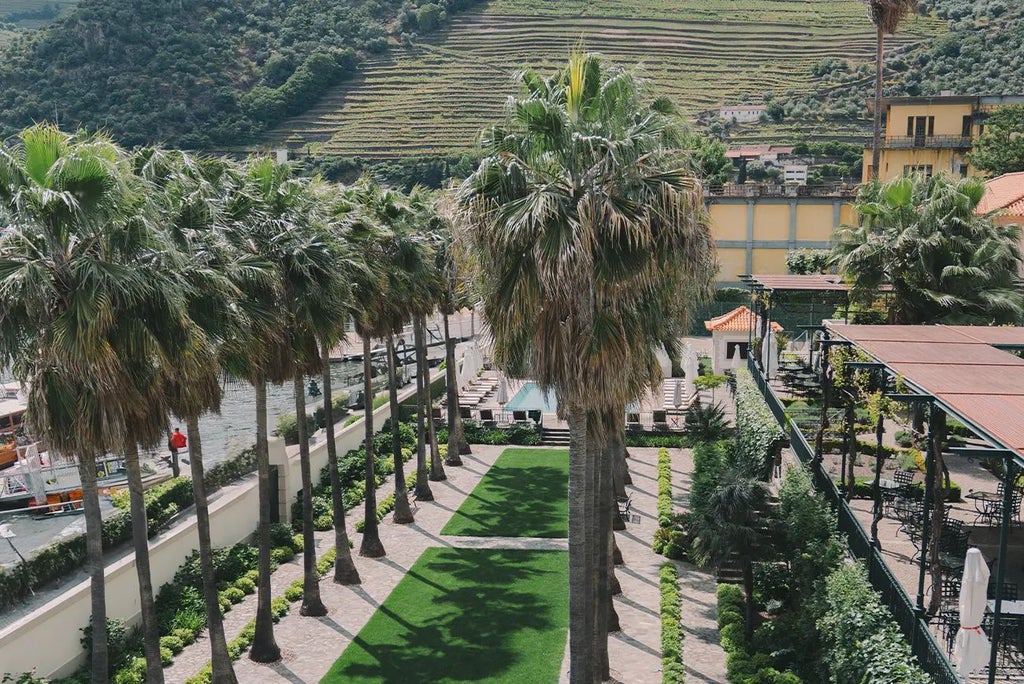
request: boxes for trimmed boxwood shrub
[660,564,684,683]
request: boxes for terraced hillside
[271,0,945,159]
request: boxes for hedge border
[660,563,684,684]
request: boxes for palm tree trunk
[359,335,386,558]
[124,442,164,683]
[386,335,415,524]
[743,561,756,641]
[872,28,884,181]
[593,432,613,676]
[250,375,281,663]
[413,315,433,502]
[426,370,446,482]
[611,429,628,499]
[443,314,468,463]
[566,406,596,684]
[321,342,360,585]
[78,454,108,684]
[185,415,237,683]
[294,373,328,616]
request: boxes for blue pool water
[506,382,558,412]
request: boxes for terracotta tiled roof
[977,171,1024,217]
[704,306,783,333]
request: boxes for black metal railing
[747,357,961,684]
[885,135,972,149]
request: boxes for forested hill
[0,0,482,148]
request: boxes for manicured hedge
[656,448,673,527]
[841,476,962,503]
[625,433,691,448]
[438,420,542,446]
[734,368,787,480]
[0,477,194,612]
[660,564,684,684]
[817,564,931,684]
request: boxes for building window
[903,164,933,178]
[962,115,972,138]
[727,342,749,360]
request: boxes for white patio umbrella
[682,348,698,399]
[497,374,508,404]
[672,380,682,408]
[954,547,991,677]
[761,329,779,380]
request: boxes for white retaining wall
[0,371,438,678]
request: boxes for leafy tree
[684,133,733,186]
[970,104,1024,176]
[833,174,1024,324]
[785,248,831,274]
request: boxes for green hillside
[270,0,945,159]
[0,1,77,27]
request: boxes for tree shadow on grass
[323,548,568,683]
[441,451,568,538]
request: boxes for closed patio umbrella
[497,374,508,404]
[954,547,991,677]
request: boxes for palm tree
[435,195,473,464]
[459,52,716,682]
[0,125,177,683]
[833,174,1024,324]
[689,474,775,640]
[218,158,292,663]
[867,0,917,180]
[135,148,247,682]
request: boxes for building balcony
[706,183,858,199]
[884,135,973,149]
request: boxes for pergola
[824,323,1024,683]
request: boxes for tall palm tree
[135,148,246,683]
[0,125,179,683]
[833,174,1024,324]
[435,195,473,464]
[867,0,917,180]
[459,52,716,682]
[689,474,775,640]
[219,158,292,663]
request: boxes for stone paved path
[167,444,697,683]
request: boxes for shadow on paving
[440,448,568,538]
[322,547,569,683]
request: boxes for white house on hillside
[718,104,766,123]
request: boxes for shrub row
[734,368,787,480]
[184,546,340,684]
[0,477,194,613]
[842,476,962,503]
[660,564,684,684]
[625,433,691,449]
[353,477,417,533]
[656,448,673,528]
[438,419,542,446]
[717,584,801,684]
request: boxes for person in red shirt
[169,428,187,477]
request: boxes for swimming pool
[506,382,558,412]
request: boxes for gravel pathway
[167,444,688,684]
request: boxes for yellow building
[707,185,858,284]
[863,94,1024,182]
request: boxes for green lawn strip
[322,547,569,684]
[440,447,568,538]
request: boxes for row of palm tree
[0,127,473,683]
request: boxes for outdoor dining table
[966,491,1002,526]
